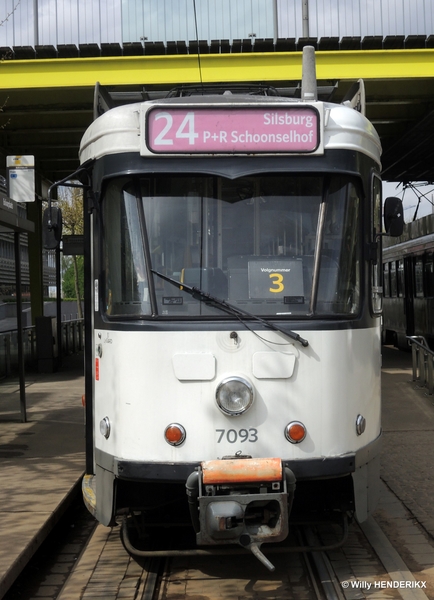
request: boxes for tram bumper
[186,458,296,570]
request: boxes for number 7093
[216,428,258,443]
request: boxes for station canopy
[0,40,433,185]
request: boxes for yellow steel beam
[0,49,433,89]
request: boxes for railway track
[57,497,433,600]
[135,529,339,600]
[5,482,434,600]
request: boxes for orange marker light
[285,421,307,444]
[164,423,186,446]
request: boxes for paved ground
[0,353,85,599]
[380,345,434,538]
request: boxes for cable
[192,0,204,94]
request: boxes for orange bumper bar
[201,457,282,485]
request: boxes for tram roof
[383,213,434,259]
[79,95,381,167]
[383,233,434,259]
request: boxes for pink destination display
[146,106,320,154]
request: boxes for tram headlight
[216,376,254,416]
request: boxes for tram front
[71,89,396,570]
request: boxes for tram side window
[397,260,405,298]
[415,257,424,298]
[425,254,434,297]
[390,262,397,297]
[103,178,151,316]
[319,177,360,314]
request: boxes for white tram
[45,49,403,570]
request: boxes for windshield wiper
[151,269,309,348]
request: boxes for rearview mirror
[43,206,63,249]
[384,197,404,237]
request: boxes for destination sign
[144,106,321,154]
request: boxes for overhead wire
[192,0,204,93]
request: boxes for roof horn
[301,45,318,102]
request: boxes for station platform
[380,345,434,539]
[0,353,85,599]
[0,345,433,599]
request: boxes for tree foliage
[58,186,84,317]
[58,186,84,236]
[63,256,84,299]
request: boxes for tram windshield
[102,174,361,319]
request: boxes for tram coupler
[186,458,296,571]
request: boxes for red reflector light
[164,423,186,446]
[285,421,307,444]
